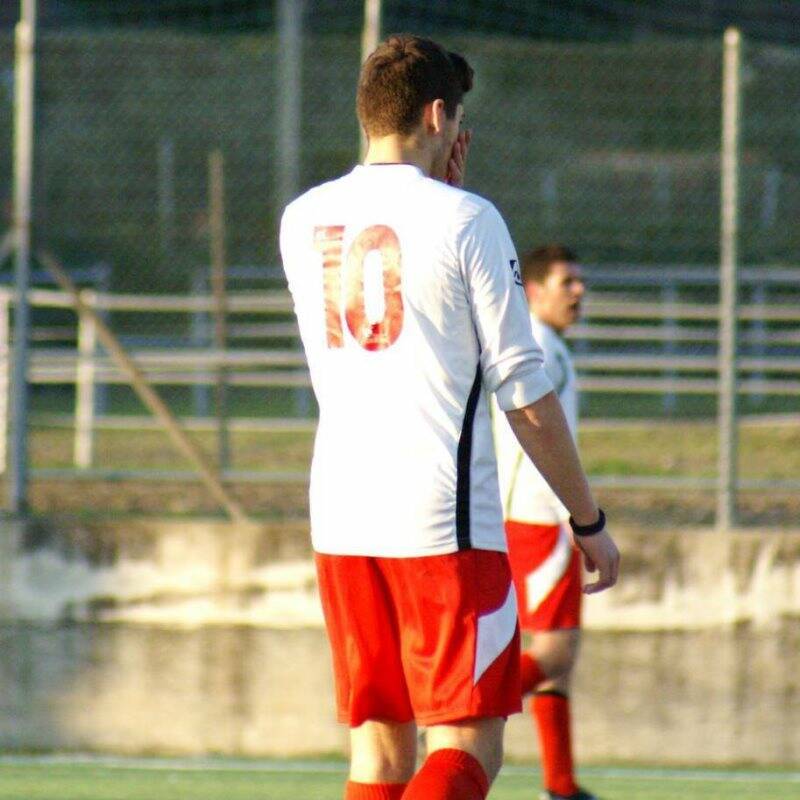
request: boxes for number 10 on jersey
[314,225,404,352]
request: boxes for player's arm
[504,394,619,593]
[460,202,618,594]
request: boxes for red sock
[532,691,578,796]
[402,748,489,800]
[520,651,546,695]
[345,780,407,799]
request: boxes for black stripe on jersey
[455,364,483,551]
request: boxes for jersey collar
[353,163,425,179]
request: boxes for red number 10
[313,224,404,351]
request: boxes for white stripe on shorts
[473,583,518,684]
[525,523,572,613]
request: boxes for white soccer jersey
[280,164,553,557]
[494,316,578,525]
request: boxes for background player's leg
[347,719,417,796]
[401,717,503,799]
[529,628,580,693]
[528,629,584,798]
[521,649,547,694]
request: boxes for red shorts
[505,520,582,632]
[315,549,521,728]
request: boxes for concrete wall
[3,518,800,629]
[0,518,320,627]
[1,517,799,764]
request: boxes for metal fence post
[157,137,176,270]
[541,168,558,229]
[654,163,672,219]
[277,0,302,207]
[360,0,382,158]
[662,282,678,414]
[0,291,10,475]
[74,291,97,469]
[717,27,742,532]
[277,0,310,417]
[749,283,766,407]
[93,262,110,418]
[208,150,230,471]
[190,271,211,418]
[760,167,780,231]
[9,0,37,513]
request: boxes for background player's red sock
[520,651,546,695]
[532,690,579,796]
[345,780,407,799]
[402,748,489,799]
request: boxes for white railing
[0,268,798,484]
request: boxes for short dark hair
[520,244,579,285]
[357,34,474,138]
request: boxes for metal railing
[0,265,798,508]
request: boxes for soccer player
[494,245,599,800]
[280,35,618,800]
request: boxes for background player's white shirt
[494,315,578,525]
[280,164,553,557]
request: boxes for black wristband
[569,508,606,537]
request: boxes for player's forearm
[504,391,599,526]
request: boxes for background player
[280,36,619,800]
[494,244,599,800]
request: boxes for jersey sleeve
[536,329,569,398]
[457,202,553,411]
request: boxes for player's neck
[363,135,434,177]
[532,309,566,336]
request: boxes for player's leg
[425,717,505,781]
[385,549,520,800]
[402,717,503,799]
[315,554,416,800]
[528,629,588,799]
[520,628,579,696]
[529,627,581,692]
[506,521,598,799]
[347,720,417,798]
[528,568,598,799]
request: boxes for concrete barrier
[2,517,799,629]
[1,516,798,763]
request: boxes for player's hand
[445,129,472,187]
[571,528,620,594]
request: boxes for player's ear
[424,99,447,135]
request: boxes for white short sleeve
[458,202,553,410]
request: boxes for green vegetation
[2,29,797,301]
[24,419,800,482]
[2,418,795,524]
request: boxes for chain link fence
[7,4,799,291]
[0,1,798,519]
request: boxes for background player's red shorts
[505,520,582,632]
[315,549,521,728]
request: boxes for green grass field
[25,418,800,480]
[1,759,798,800]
